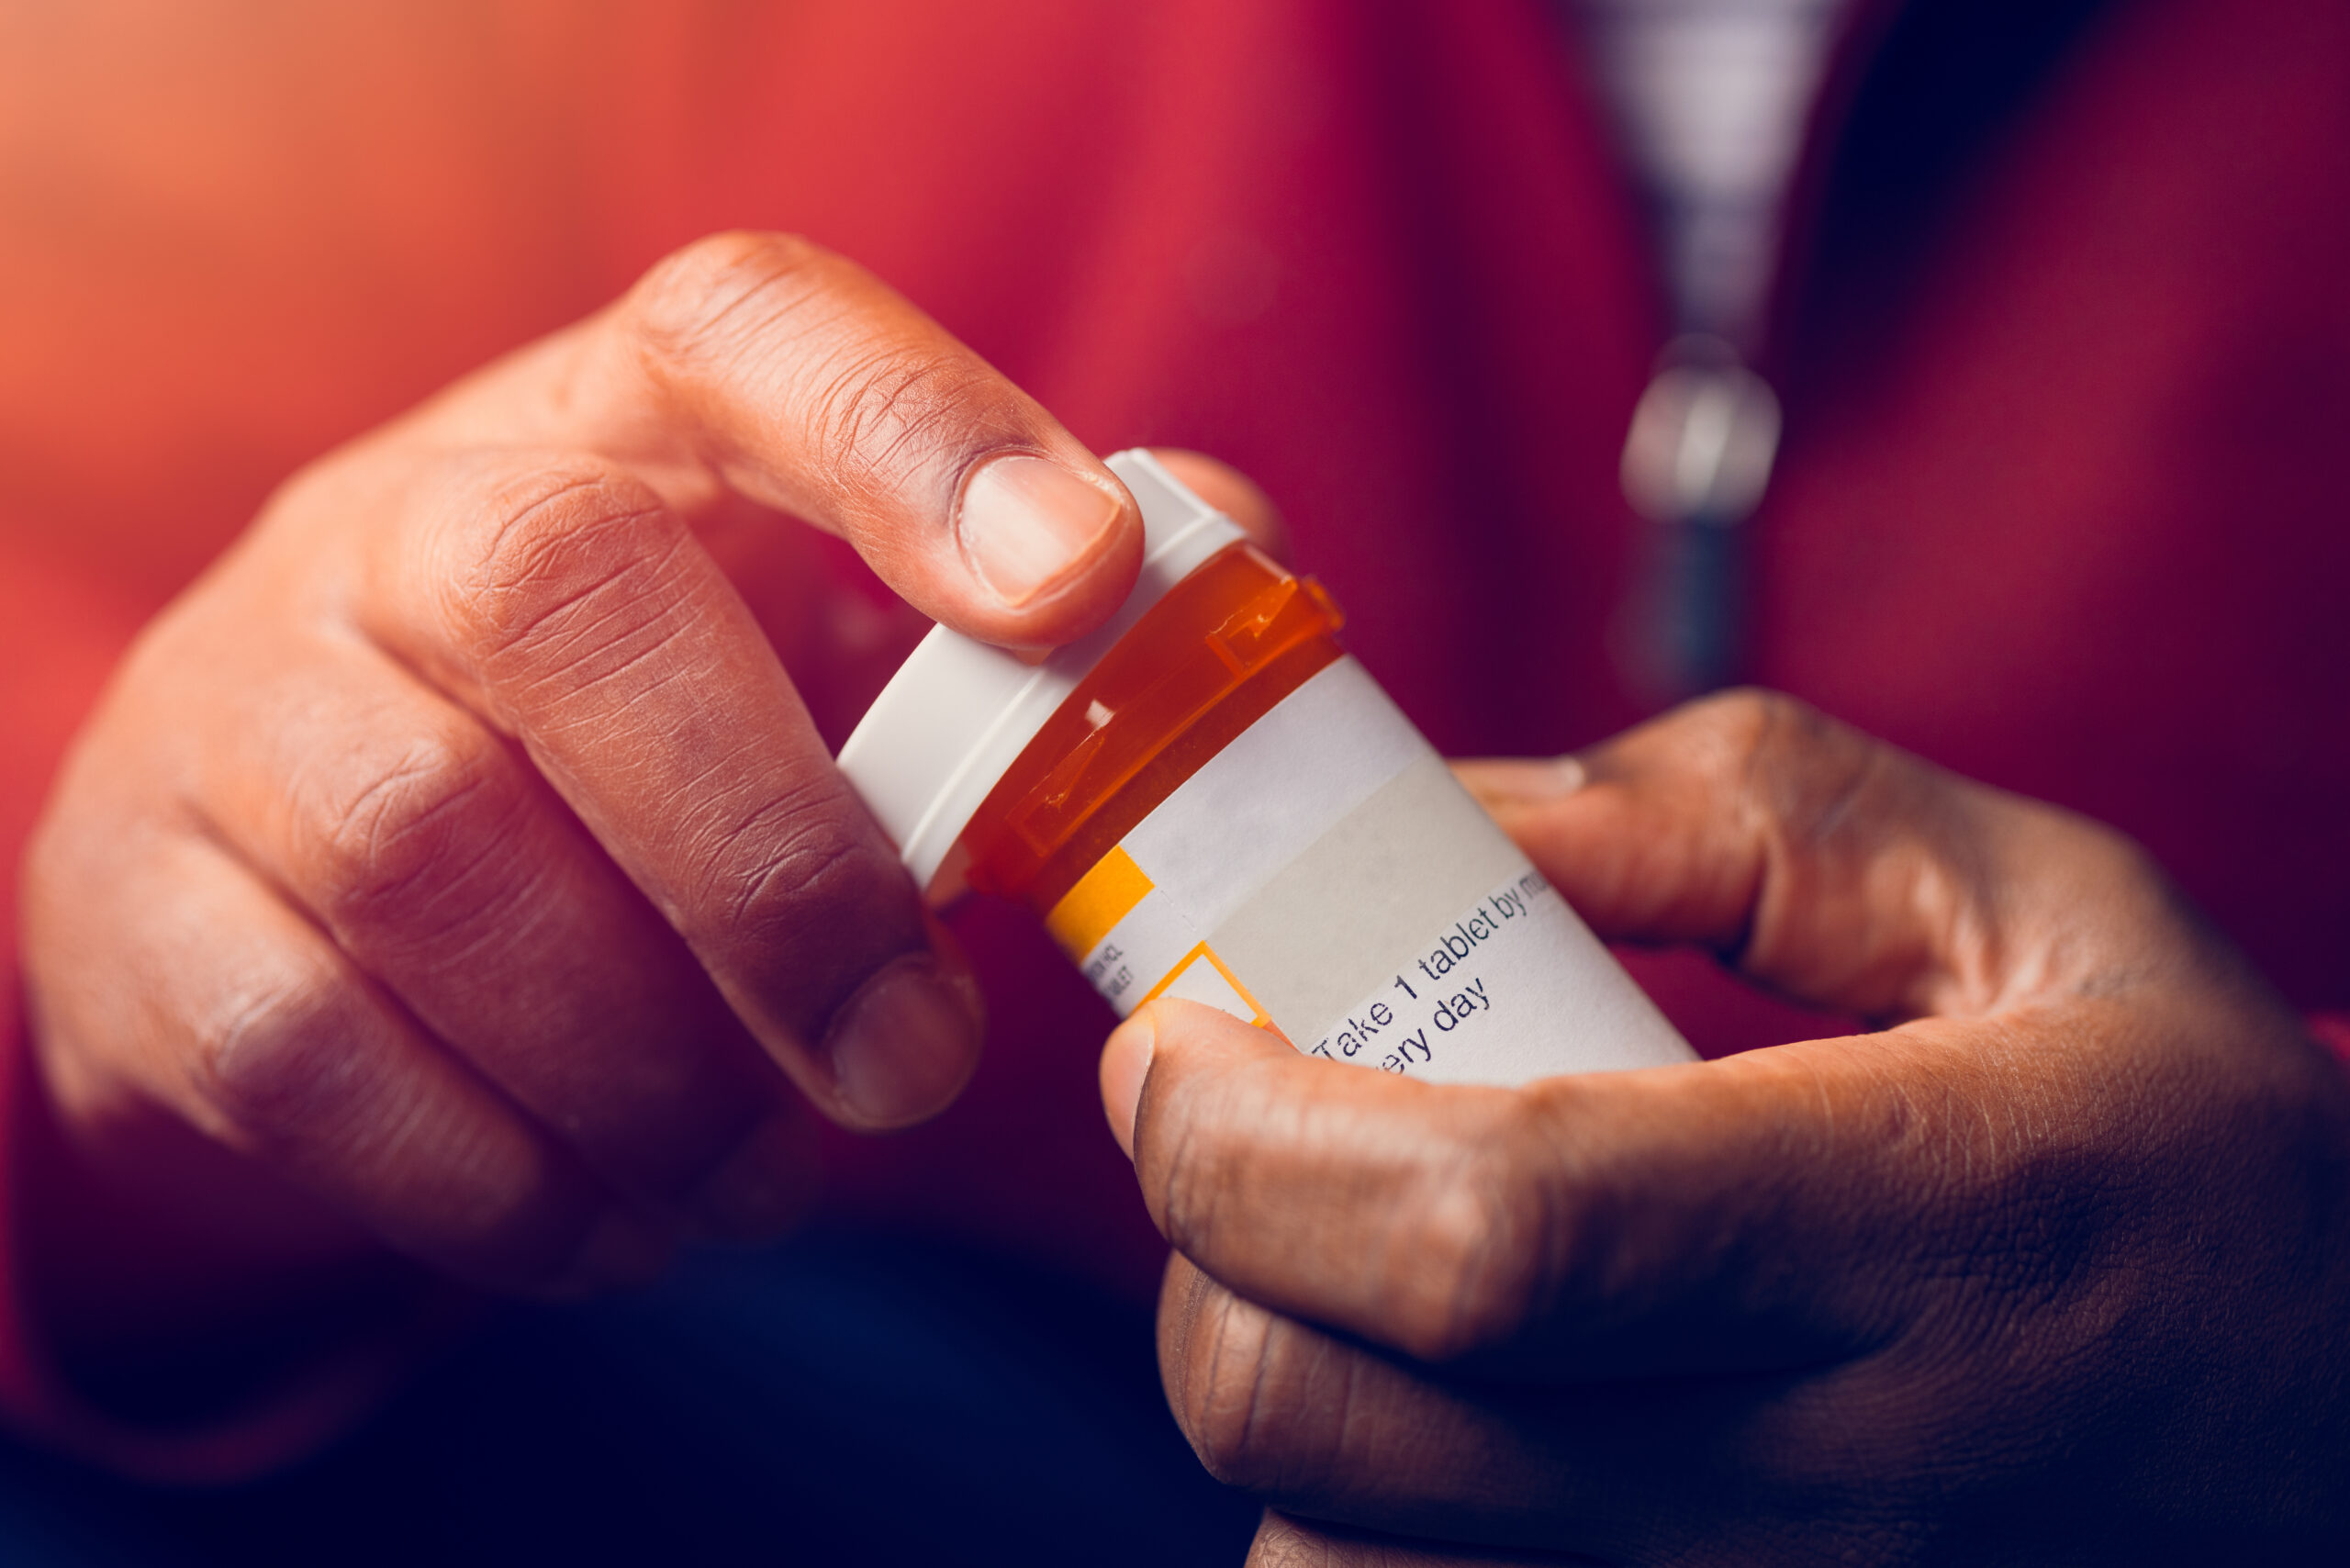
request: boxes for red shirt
[2,0,2345,1472]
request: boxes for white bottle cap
[836,449,1246,900]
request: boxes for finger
[1116,938,2330,1390]
[1148,448,1291,559]
[413,230,1143,649]
[1168,1260,1880,1566]
[201,632,817,1237]
[1454,689,2198,1022]
[1110,998,1963,1376]
[351,449,984,1130]
[1173,1251,1576,1552]
[23,814,665,1295]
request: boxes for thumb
[1106,995,1919,1376]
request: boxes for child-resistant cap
[837,449,1246,900]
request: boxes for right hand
[1107,694,2350,1562]
[20,232,1146,1331]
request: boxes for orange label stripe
[1138,942,1282,1038]
[1045,846,1154,959]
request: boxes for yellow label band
[1045,845,1155,960]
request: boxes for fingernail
[1462,756,1586,805]
[822,955,984,1128]
[956,454,1125,608]
[1100,1011,1157,1160]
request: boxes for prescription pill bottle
[838,451,1691,1087]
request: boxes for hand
[21,232,1149,1353]
[1101,691,2350,1564]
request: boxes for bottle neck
[957,542,1348,913]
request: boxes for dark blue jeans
[0,1229,1258,1566]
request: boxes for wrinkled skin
[18,230,1290,1365]
[1102,692,2350,1565]
[22,216,2350,1558]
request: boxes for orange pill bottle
[839,452,1688,1084]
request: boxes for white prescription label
[1044,659,1691,1087]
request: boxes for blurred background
[2,1,2345,1562]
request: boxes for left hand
[1098,691,2350,1564]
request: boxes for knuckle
[800,338,977,494]
[1172,1288,1335,1495]
[1387,1118,1552,1362]
[1689,687,1824,782]
[686,780,911,975]
[193,964,374,1137]
[628,230,1014,498]
[627,230,830,375]
[439,459,687,672]
[302,722,530,938]
[1691,687,1883,849]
